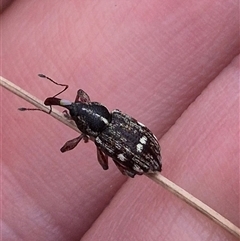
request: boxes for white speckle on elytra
[117,154,126,162]
[136,143,143,152]
[133,164,144,173]
[139,136,147,144]
[95,137,102,144]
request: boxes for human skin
[1,1,239,240]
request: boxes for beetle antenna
[18,107,52,114]
[18,74,68,114]
[38,74,69,98]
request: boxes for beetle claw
[96,147,109,170]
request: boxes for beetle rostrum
[42,75,162,177]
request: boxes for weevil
[22,74,162,177]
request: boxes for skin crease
[1,0,239,240]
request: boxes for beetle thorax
[69,102,112,137]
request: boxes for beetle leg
[82,135,89,143]
[75,89,91,103]
[96,147,109,170]
[60,134,88,152]
[62,110,72,119]
[112,160,136,178]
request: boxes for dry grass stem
[1,75,239,238]
[146,173,240,238]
